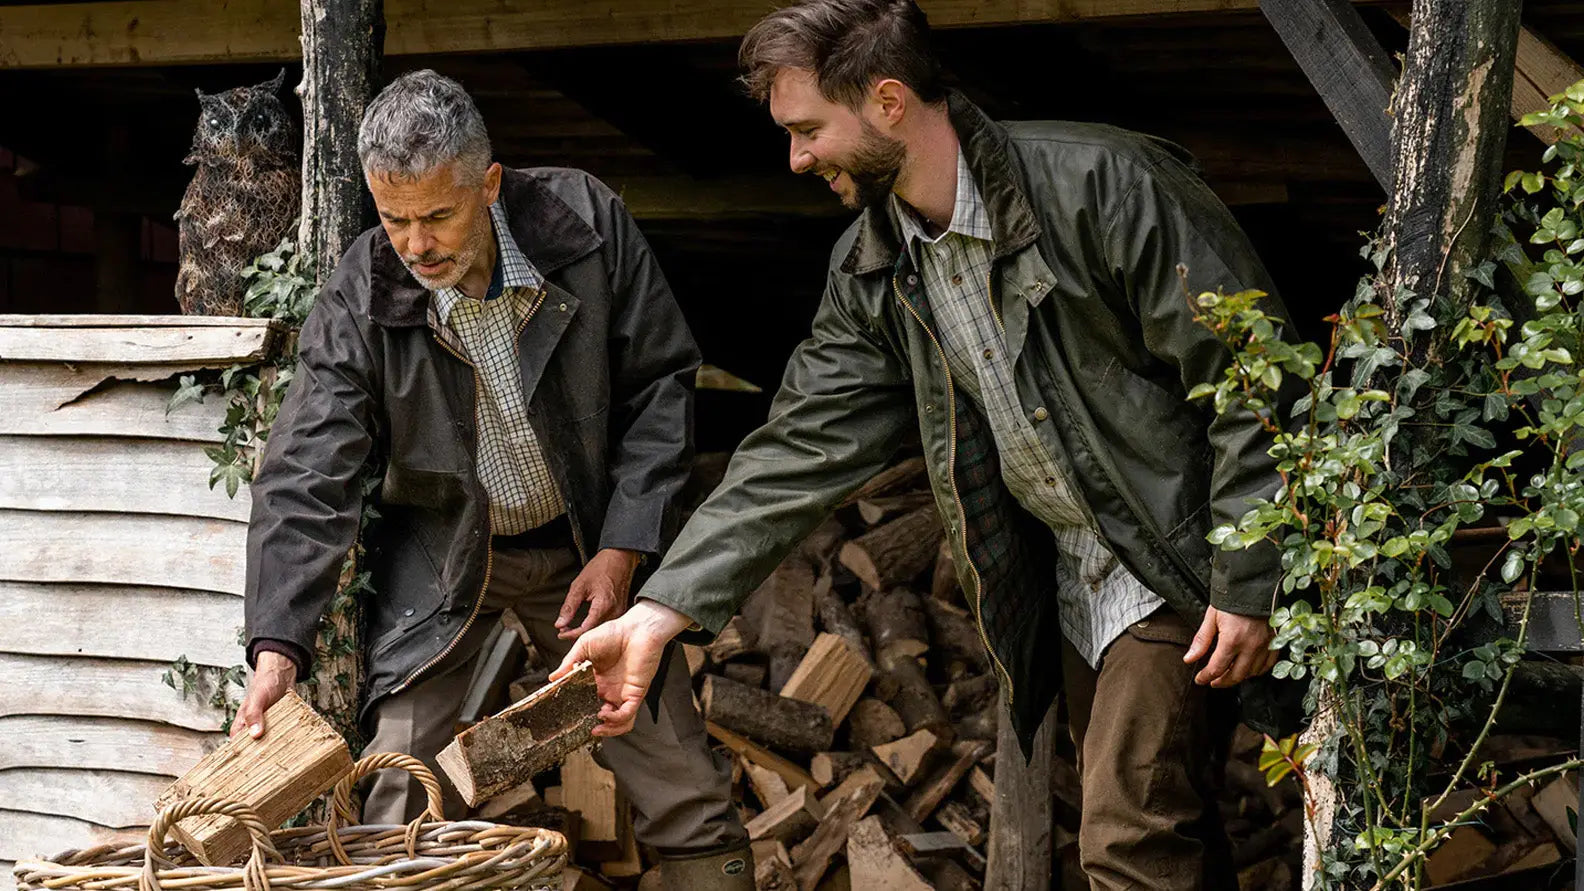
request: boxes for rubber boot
[659,839,755,890]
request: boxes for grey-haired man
[233,70,752,888]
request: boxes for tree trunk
[1383,0,1522,344]
[295,0,383,779]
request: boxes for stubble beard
[839,122,907,211]
[403,213,489,291]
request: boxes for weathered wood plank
[0,436,250,521]
[1514,26,1584,144]
[984,696,1055,890]
[0,583,243,666]
[0,715,222,775]
[0,768,172,829]
[0,653,227,732]
[0,325,274,365]
[0,315,276,329]
[0,365,227,442]
[0,0,1386,69]
[0,510,246,595]
[0,809,144,863]
[1260,0,1396,190]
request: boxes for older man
[234,70,751,888]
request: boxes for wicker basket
[13,752,567,890]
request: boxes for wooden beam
[1260,0,1397,190]
[1512,26,1584,144]
[0,0,1388,70]
[983,696,1055,891]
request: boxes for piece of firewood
[930,539,960,603]
[781,633,873,725]
[723,661,769,689]
[437,662,600,806]
[861,587,930,661]
[745,758,792,808]
[878,652,951,738]
[706,616,756,662]
[702,674,835,754]
[905,739,992,821]
[798,516,851,569]
[811,751,870,789]
[508,666,553,704]
[856,492,935,526]
[872,729,941,786]
[923,598,989,671]
[900,831,987,876]
[756,845,800,891]
[840,457,928,507]
[683,644,708,677]
[563,745,629,862]
[839,505,944,592]
[562,865,615,891]
[847,698,907,749]
[707,721,817,792]
[475,776,542,820]
[956,701,998,740]
[968,766,995,805]
[600,822,644,878]
[747,783,828,844]
[744,554,818,691]
[941,674,997,713]
[791,767,886,891]
[847,816,934,890]
[154,689,352,866]
[936,800,986,846]
[816,582,874,668]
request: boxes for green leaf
[1524,172,1547,194]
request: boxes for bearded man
[235,69,753,889]
[558,2,1300,887]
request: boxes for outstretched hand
[231,651,297,739]
[551,599,693,736]
[1183,606,1278,688]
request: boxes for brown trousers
[362,544,745,854]
[1060,605,1239,891]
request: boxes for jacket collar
[841,92,1043,276]
[369,167,604,328]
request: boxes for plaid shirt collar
[892,146,994,266]
[432,201,544,325]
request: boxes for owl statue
[174,69,300,316]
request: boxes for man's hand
[556,548,642,640]
[232,651,298,739]
[1183,606,1278,688]
[552,599,692,737]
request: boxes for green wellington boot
[658,840,755,890]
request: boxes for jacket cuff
[599,491,669,555]
[1209,541,1281,617]
[247,637,312,678]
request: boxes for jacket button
[1045,476,1057,486]
[403,608,415,617]
[907,275,919,287]
[924,403,935,413]
[1033,407,1049,421]
[558,302,568,311]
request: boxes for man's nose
[408,226,435,257]
[790,139,814,175]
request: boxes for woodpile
[435,455,1567,888]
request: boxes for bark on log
[879,652,951,738]
[811,751,871,789]
[840,456,927,507]
[702,674,835,754]
[847,697,907,750]
[924,598,989,671]
[816,582,873,668]
[839,505,944,592]
[862,587,930,661]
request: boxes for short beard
[403,213,489,291]
[841,121,906,211]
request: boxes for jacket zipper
[394,287,555,694]
[894,274,1014,705]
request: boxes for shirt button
[403,608,415,617]
[1137,620,1150,628]
[982,349,993,360]
[1045,476,1057,486]
[558,302,568,311]
[1033,407,1049,421]
[951,274,963,286]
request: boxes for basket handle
[326,751,445,865]
[140,797,277,891]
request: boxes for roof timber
[0,0,1389,70]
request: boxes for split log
[791,766,886,891]
[816,582,873,668]
[846,816,933,890]
[861,587,929,661]
[941,674,997,713]
[856,492,934,526]
[839,506,944,592]
[878,653,951,738]
[154,690,352,866]
[722,661,769,689]
[904,739,992,822]
[780,632,873,725]
[436,662,600,806]
[937,800,986,846]
[968,766,995,804]
[475,777,541,821]
[811,751,870,789]
[840,456,927,507]
[564,745,629,862]
[743,556,818,691]
[745,758,792,809]
[747,784,827,844]
[847,698,907,749]
[924,598,989,671]
[702,674,835,754]
[706,616,756,662]
[706,721,817,793]
[872,729,941,787]
[756,847,800,890]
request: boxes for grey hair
[358,69,491,184]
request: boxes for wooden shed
[0,315,280,880]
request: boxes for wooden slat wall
[0,319,263,874]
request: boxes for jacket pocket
[381,462,469,511]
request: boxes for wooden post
[984,695,1054,891]
[1383,0,1522,340]
[294,0,383,759]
